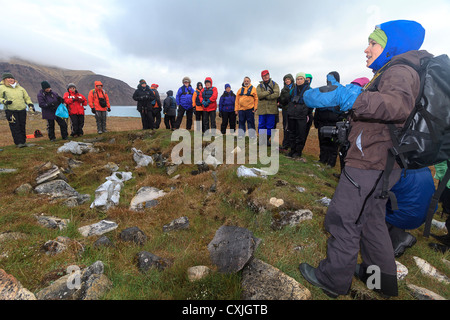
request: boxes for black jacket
[163,90,177,117]
[287,84,310,119]
[133,85,156,112]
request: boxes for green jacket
[435,160,450,188]
[256,79,280,115]
[0,80,33,111]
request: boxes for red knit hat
[261,70,270,77]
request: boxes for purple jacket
[37,89,62,120]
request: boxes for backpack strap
[423,159,450,238]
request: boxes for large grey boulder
[207,226,261,273]
[34,179,89,203]
[35,261,112,300]
[241,259,311,300]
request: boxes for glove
[202,100,210,107]
[4,100,13,105]
[28,104,36,113]
[91,108,96,114]
[107,108,111,112]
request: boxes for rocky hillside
[0,58,135,106]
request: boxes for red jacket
[64,90,87,115]
[200,77,218,112]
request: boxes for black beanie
[327,71,340,84]
[41,81,51,90]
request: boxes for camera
[320,120,350,145]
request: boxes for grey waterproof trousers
[95,111,107,133]
[315,166,402,296]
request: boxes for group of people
[1,18,449,300]
[0,73,112,146]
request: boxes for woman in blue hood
[299,20,432,299]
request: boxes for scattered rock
[57,141,96,155]
[41,236,84,256]
[396,261,408,281]
[432,219,448,231]
[296,186,306,193]
[153,153,167,168]
[241,259,311,300]
[247,198,266,214]
[136,251,171,272]
[407,284,447,300]
[0,232,28,243]
[35,214,70,230]
[63,194,91,207]
[35,261,112,300]
[236,166,268,179]
[187,266,211,282]
[316,197,332,207]
[166,163,179,176]
[271,210,313,230]
[0,168,18,174]
[14,183,33,195]
[129,187,166,211]
[93,236,114,249]
[0,269,36,300]
[120,227,147,246]
[36,164,67,185]
[35,180,89,206]
[413,256,450,284]
[191,162,210,175]
[269,197,284,208]
[132,148,154,168]
[90,172,133,211]
[103,162,119,173]
[209,171,218,193]
[78,220,118,237]
[163,216,190,233]
[68,158,83,169]
[207,225,261,273]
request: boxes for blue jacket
[176,85,195,110]
[219,91,236,113]
[386,167,436,230]
[303,74,363,113]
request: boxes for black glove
[5,100,13,105]
[91,108,96,114]
[107,108,111,112]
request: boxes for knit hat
[296,72,306,80]
[182,76,191,84]
[305,74,313,79]
[2,72,14,80]
[139,79,146,85]
[225,84,231,89]
[261,70,270,77]
[67,83,76,89]
[41,81,51,90]
[369,27,388,48]
[151,84,159,88]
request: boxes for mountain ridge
[0,57,136,106]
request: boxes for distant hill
[0,58,136,106]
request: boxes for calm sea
[0,105,147,118]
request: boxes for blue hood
[370,20,425,71]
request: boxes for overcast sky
[1,0,450,100]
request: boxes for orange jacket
[88,81,110,111]
[235,84,258,112]
[192,89,204,111]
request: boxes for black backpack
[379,54,450,237]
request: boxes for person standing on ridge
[256,70,280,146]
[64,83,87,138]
[133,79,156,130]
[192,82,204,132]
[200,77,218,134]
[175,77,195,130]
[0,72,35,148]
[37,81,68,141]
[150,83,162,129]
[219,84,237,135]
[235,77,258,139]
[88,80,111,134]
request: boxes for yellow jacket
[235,85,258,112]
[0,80,33,111]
